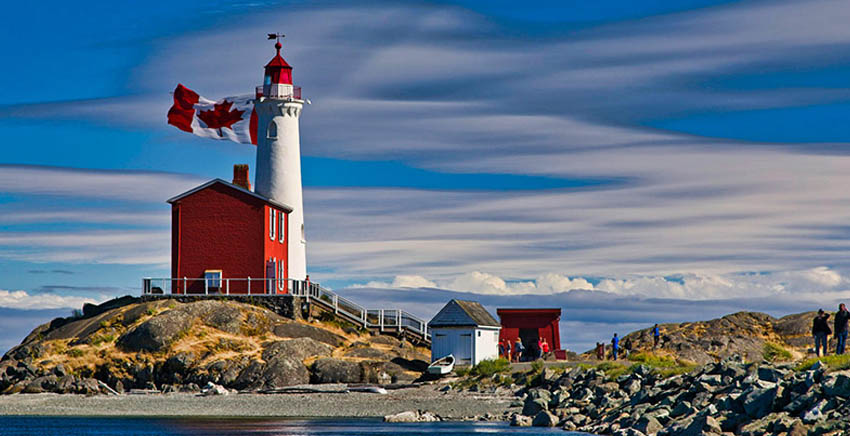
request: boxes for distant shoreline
[0,386,515,420]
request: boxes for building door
[519,328,539,361]
[459,333,473,365]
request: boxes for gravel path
[0,385,517,419]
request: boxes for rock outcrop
[0,296,429,395]
[605,311,824,364]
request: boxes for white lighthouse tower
[254,38,308,279]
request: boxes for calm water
[0,417,592,436]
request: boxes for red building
[168,165,292,294]
[497,308,564,360]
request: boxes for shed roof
[429,299,500,328]
[167,178,293,213]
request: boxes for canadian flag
[167,84,257,145]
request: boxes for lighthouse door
[266,260,276,293]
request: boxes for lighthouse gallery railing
[141,277,430,341]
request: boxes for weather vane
[267,33,285,42]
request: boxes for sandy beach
[0,385,517,419]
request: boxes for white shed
[428,299,501,366]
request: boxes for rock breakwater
[511,355,850,435]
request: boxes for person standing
[813,309,832,357]
[835,303,849,355]
[499,340,506,360]
[537,337,544,360]
[541,338,550,355]
[653,324,661,348]
[505,340,512,362]
[611,333,620,360]
[514,337,525,362]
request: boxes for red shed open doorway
[497,308,564,361]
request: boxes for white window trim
[278,260,285,289]
[278,211,285,243]
[269,209,276,241]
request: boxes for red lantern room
[261,41,300,99]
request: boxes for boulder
[262,338,333,362]
[634,415,662,435]
[510,413,532,427]
[116,309,193,352]
[822,371,850,398]
[262,356,310,388]
[743,387,778,418]
[532,410,559,427]
[311,358,362,384]
[522,397,548,417]
[273,322,345,347]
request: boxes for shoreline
[0,385,517,420]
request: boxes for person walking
[595,342,604,360]
[653,324,661,348]
[514,337,525,362]
[813,309,832,357]
[611,333,620,360]
[835,303,849,355]
[537,337,544,360]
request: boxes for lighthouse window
[269,209,276,241]
[301,223,305,242]
[278,261,285,289]
[279,211,285,243]
[267,121,277,139]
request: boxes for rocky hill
[600,311,823,364]
[0,297,429,395]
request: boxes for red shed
[497,308,564,360]
[168,166,292,294]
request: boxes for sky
[2,0,850,353]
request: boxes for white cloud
[351,266,848,300]
[0,289,99,310]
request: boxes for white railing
[141,277,430,341]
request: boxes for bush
[471,358,511,377]
[530,359,545,374]
[763,342,793,362]
[65,348,84,358]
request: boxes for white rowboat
[427,354,455,375]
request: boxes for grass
[795,354,850,372]
[763,342,793,363]
[575,352,697,380]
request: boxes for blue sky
[3,0,850,353]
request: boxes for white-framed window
[204,270,222,288]
[278,260,285,290]
[267,121,277,139]
[278,211,285,243]
[269,209,276,240]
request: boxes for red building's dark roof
[167,178,293,213]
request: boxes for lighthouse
[254,39,308,280]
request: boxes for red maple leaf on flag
[197,100,245,137]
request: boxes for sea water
[0,417,594,435]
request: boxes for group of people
[812,303,850,357]
[596,324,662,360]
[498,337,550,362]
